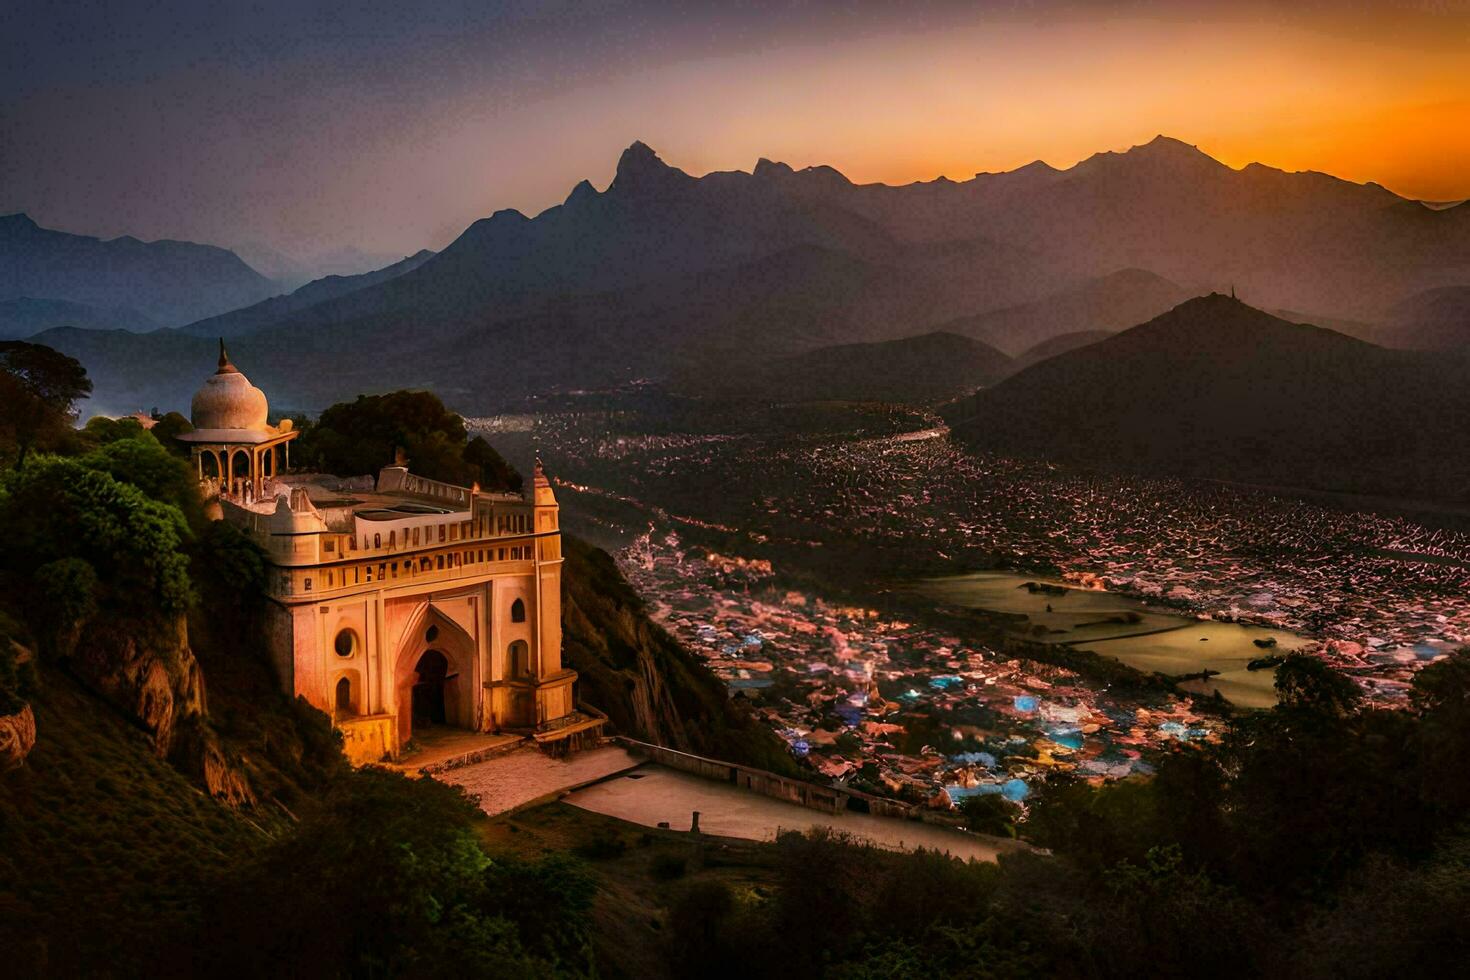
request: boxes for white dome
[190,343,269,431]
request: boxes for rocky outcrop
[563,587,694,752]
[170,715,255,806]
[0,703,36,771]
[561,537,799,776]
[67,614,255,804]
[0,635,36,770]
[71,615,202,756]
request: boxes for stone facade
[177,353,593,764]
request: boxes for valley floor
[488,396,1470,807]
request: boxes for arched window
[510,598,526,623]
[374,533,381,548]
[509,640,531,679]
[334,629,356,657]
[335,677,353,713]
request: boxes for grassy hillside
[0,667,268,975]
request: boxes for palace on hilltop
[176,345,601,764]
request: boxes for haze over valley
[7,4,1470,975]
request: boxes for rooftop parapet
[376,465,473,507]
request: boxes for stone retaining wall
[613,737,924,821]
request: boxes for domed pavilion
[175,341,298,501]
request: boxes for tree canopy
[294,390,521,492]
[0,341,92,469]
[0,455,193,618]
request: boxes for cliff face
[0,703,35,771]
[561,536,799,775]
[68,614,253,805]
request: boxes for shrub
[651,853,687,880]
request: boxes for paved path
[565,764,1025,862]
[388,730,524,773]
[440,745,641,815]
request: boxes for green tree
[31,557,99,658]
[0,341,92,469]
[1274,652,1362,718]
[79,414,150,447]
[206,768,558,976]
[296,390,521,491]
[149,411,194,456]
[465,435,523,492]
[82,433,204,527]
[1411,648,1470,816]
[0,457,193,615]
[960,793,1018,837]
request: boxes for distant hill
[27,326,213,417]
[938,269,1193,355]
[0,213,277,326]
[177,249,435,339]
[0,296,159,340]
[947,295,1470,500]
[689,331,1011,404]
[1010,330,1114,371]
[1381,285,1470,350]
[33,136,1470,415]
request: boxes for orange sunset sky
[4,0,1468,257]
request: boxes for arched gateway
[394,609,476,746]
[174,348,601,764]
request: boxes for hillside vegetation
[949,294,1470,500]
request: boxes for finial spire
[215,337,239,374]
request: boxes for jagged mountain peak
[1136,134,1204,155]
[1075,134,1225,175]
[1011,159,1061,177]
[564,178,599,207]
[610,140,689,192]
[754,157,795,178]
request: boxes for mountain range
[22,136,1470,417]
[946,294,1470,500]
[0,296,161,340]
[688,330,1013,405]
[176,250,436,339]
[1384,286,1470,351]
[934,268,1194,355]
[0,213,278,327]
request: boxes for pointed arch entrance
[411,650,449,727]
[393,604,477,746]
